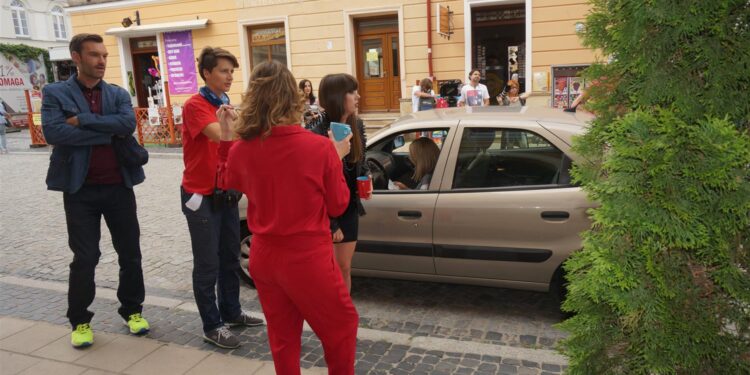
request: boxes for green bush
[558,0,750,373]
[560,110,750,374]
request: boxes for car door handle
[541,211,569,221]
[398,210,422,219]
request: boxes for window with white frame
[52,6,67,40]
[10,0,30,37]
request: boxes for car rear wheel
[551,265,571,317]
[238,220,255,287]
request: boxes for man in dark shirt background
[41,33,149,348]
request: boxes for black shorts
[337,199,360,243]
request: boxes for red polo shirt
[181,93,224,195]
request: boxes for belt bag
[112,135,149,167]
[211,188,241,211]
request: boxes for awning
[105,18,208,38]
[48,46,71,61]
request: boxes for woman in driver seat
[393,137,440,190]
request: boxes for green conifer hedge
[558,0,750,373]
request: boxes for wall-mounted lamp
[575,22,585,33]
[121,10,141,28]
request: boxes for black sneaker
[226,311,264,327]
[203,326,240,349]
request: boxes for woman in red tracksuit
[215,61,358,374]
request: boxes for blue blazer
[41,74,145,193]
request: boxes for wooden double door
[356,20,400,112]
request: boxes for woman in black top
[299,79,319,123]
[306,73,371,292]
[299,79,316,105]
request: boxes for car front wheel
[238,221,255,287]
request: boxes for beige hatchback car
[239,106,595,296]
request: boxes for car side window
[452,128,568,189]
[366,129,449,191]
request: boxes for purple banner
[164,30,197,95]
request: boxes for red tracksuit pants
[250,235,359,375]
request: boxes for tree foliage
[558,1,750,373]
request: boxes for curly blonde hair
[234,61,305,139]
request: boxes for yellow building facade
[67,0,597,111]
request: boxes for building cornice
[65,0,170,14]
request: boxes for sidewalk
[0,316,326,375]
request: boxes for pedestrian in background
[180,46,263,349]
[458,69,490,107]
[40,33,149,348]
[412,77,436,112]
[306,73,373,292]
[0,102,10,154]
[299,78,317,106]
[299,78,319,123]
[216,60,359,375]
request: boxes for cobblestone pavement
[0,283,566,375]
[1,131,570,374]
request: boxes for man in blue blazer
[41,33,149,348]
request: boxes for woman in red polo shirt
[216,61,358,375]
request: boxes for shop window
[52,6,67,40]
[248,25,287,69]
[11,0,30,37]
[551,65,589,109]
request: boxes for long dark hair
[298,79,316,105]
[318,73,362,163]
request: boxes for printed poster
[164,31,198,95]
[0,53,46,113]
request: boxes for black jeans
[63,184,144,328]
[181,187,242,332]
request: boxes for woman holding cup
[306,73,372,293]
[216,61,358,374]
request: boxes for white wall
[0,0,71,48]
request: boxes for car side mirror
[393,135,405,149]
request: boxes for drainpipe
[427,0,434,80]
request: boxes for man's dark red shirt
[76,79,122,185]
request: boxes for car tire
[238,220,255,288]
[551,265,572,317]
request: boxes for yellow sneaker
[125,313,150,335]
[71,323,93,348]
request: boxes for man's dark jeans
[180,187,242,333]
[63,184,145,328]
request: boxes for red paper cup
[356,176,371,199]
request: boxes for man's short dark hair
[197,47,239,81]
[69,33,104,55]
